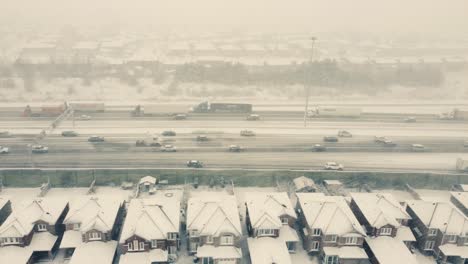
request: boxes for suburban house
[0,198,69,261]
[119,190,183,264]
[406,200,468,264]
[450,192,468,216]
[349,193,415,248]
[296,193,368,264]
[248,237,292,264]
[59,196,125,263]
[186,192,243,264]
[0,197,12,226]
[293,176,317,193]
[363,236,418,264]
[244,192,299,252]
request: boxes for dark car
[88,135,105,142]
[187,160,203,168]
[62,131,78,137]
[246,114,260,121]
[323,136,339,142]
[173,114,187,120]
[196,135,209,142]
[228,145,242,152]
[162,131,176,136]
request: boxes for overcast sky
[2,0,468,35]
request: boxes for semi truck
[23,104,66,117]
[191,101,252,113]
[456,158,468,172]
[308,106,362,118]
[132,104,189,117]
[69,103,105,112]
[438,109,468,120]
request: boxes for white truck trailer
[308,107,362,118]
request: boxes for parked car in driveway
[0,146,9,154]
[31,145,48,153]
[187,160,203,168]
[88,135,105,142]
[324,162,344,170]
[61,131,78,137]
[323,136,338,142]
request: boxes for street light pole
[304,37,317,127]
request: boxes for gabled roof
[120,191,181,243]
[245,192,296,229]
[187,193,241,236]
[0,198,67,237]
[296,193,366,236]
[351,193,411,229]
[65,197,122,233]
[450,192,468,211]
[248,237,292,264]
[407,200,468,235]
[139,176,157,185]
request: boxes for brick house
[406,200,468,264]
[186,192,243,264]
[349,193,415,248]
[0,197,12,226]
[0,198,69,261]
[296,193,368,264]
[119,190,183,264]
[59,196,125,260]
[450,192,468,217]
[245,192,299,252]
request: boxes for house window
[428,229,437,236]
[380,228,392,236]
[424,240,435,250]
[286,241,295,252]
[168,246,177,254]
[324,235,337,242]
[202,257,214,264]
[311,241,320,251]
[73,223,81,230]
[344,237,358,245]
[324,255,338,264]
[88,232,102,241]
[445,234,457,243]
[220,235,234,245]
[168,233,177,240]
[206,235,213,244]
[189,230,198,237]
[281,217,289,225]
[139,242,145,250]
[2,237,20,245]
[151,239,157,248]
[258,229,275,236]
[37,224,47,232]
[128,242,134,251]
[312,228,321,236]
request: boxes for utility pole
[304,36,317,127]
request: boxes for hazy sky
[2,0,468,34]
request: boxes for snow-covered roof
[296,193,366,236]
[323,246,368,260]
[120,191,181,242]
[365,237,418,264]
[0,198,68,237]
[29,232,57,252]
[394,226,416,242]
[197,245,242,259]
[0,246,33,263]
[69,241,117,264]
[119,249,168,264]
[187,192,242,237]
[407,200,468,236]
[0,196,10,209]
[293,176,316,191]
[139,175,157,185]
[64,196,123,234]
[60,230,83,249]
[248,237,292,264]
[438,243,468,258]
[451,192,468,210]
[278,225,299,242]
[245,192,296,230]
[350,193,411,229]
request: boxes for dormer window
[428,229,437,236]
[312,228,321,236]
[220,235,234,245]
[206,235,213,244]
[445,234,457,243]
[281,217,289,225]
[37,224,47,232]
[88,232,102,241]
[189,230,198,237]
[168,233,177,240]
[73,223,81,230]
[380,227,392,236]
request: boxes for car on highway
[136,140,161,147]
[173,114,187,120]
[464,140,468,147]
[61,131,78,137]
[31,145,48,154]
[313,144,327,152]
[0,131,11,138]
[161,130,177,136]
[383,140,397,147]
[324,161,344,170]
[411,144,426,152]
[88,135,105,142]
[374,136,387,143]
[246,114,260,121]
[337,130,352,137]
[187,160,203,168]
[196,135,209,142]
[0,146,9,154]
[77,114,92,120]
[404,117,417,123]
[240,130,256,137]
[161,144,177,152]
[228,145,242,152]
[323,136,339,142]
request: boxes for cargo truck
[132,104,189,117]
[308,107,362,118]
[23,104,66,117]
[70,103,105,112]
[456,158,468,172]
[191,101,252,113]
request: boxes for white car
[0,146,9,154]
[31,145,49,154]
[161,144,177,152]
[337,130,352,137]
[78,114,92,120]
[324,162,344,171]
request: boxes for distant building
[293,176,317,193]
[186,192,243,264]
[296,193,368,264]
[406,200,468,263]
